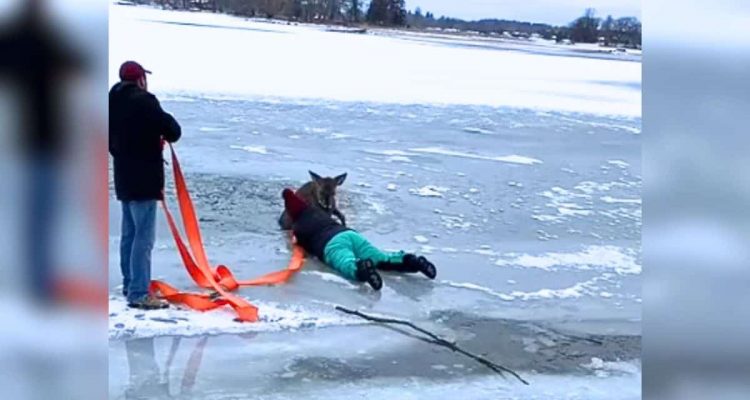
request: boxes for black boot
[355,259,383,291]
[403,254,437,279]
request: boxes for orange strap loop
[150,144,305,322]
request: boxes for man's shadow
[123,336,209,399]
[123,337,169,399]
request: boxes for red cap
[119,61,152,81]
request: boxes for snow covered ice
[110,4,641,116]
[109,4,641,399]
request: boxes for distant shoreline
[114,2,641,63]
[362,27,642,62]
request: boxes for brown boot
[128,295,169,310]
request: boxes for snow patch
[440,215,475,230]
[582,358,641,377]
[108,296,361,340]
[364,149,416,157]
[409,185,449,198]
[420,245,437,254]
[230,145,268,154]
[199,126,230,132]
[368,201,387,215]
[111,5,641,116]
[160,95,197,102]
[495,245,641,275]
[463,127,493,135]
[601,196,641,204]
[473,248,498,257]
[532,215,560,222]
[414,235,430,244]
[443,281,514,301]
[558,207,593,217]
[410,147,542,165]
[508,282,589,300]
[607,160,630,168]
[445,276,610,302]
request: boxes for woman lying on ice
[282,188,437,290]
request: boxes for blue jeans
[26,158,58,304]
[120,200,157,303]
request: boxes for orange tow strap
[149,144,305,322]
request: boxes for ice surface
[303,271,360,289]
[108,4,641,398]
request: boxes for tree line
[567,8,641,48]
[141,0,405,24]
[135,1,640,48]
[407,7,558,38]
[407,7,640,48]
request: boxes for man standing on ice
[110,61,181,309]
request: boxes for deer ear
[309,170,322,183]
[335,173,347,186]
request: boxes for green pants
[323,231,405,280]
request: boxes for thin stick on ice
[335,306,530,385]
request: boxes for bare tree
[569,8,600,43]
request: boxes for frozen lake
[109,4,641,399]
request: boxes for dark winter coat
[292,207,350,261]
[109,82,181,201]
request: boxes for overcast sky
[405,0,641,25]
